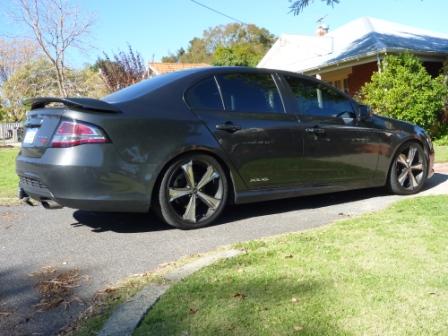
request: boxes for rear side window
[104,70,192,103]
[285,76,354,117]
[217,73,283,113]
[185,77,223,110]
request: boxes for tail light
[51,120,109,148]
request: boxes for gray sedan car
[16,67,434,229]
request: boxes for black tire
[156,153,228,229]
[388,141,428,195]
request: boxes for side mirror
[357,104,372,121]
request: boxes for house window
[328,79,349,94]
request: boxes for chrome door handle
[216,122,241,133]
[305,127,325,134]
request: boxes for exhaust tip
[41,200,63,210]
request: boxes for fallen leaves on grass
[233,292,246,300]
[31,266,88,312]
[293,325,304,332]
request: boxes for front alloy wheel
[157,154,228,229]
[389,142,428,195]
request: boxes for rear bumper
[16,144,156,212]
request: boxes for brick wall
[347,62,378,96]
[345,60,444,97]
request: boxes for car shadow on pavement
[218,187,388,224]
[71,173,448,233]
[220,172,448,224]
[71,211,170,233]
[422,172,448,191]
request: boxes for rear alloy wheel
[157,154,228,229]
[388,142,428,195]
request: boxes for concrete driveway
[1,171,447,335]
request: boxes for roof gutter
[301,48,448,75]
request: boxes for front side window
[285,76,354,117]
[185,77,223,110]
[217,73,283,113]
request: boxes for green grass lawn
[135,196,448,336]
[0,148,19,200]
[435,145,448,163]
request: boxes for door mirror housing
[357,104,372,121]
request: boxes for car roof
[174,65,321,84]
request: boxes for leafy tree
[213,43,265,67]
[289,0,340,14]
[161,48,185,63]
[0,38,40,83]
[96,45,148,92]
[180,37,210,63]
[163,23,276,66]
[361,53,447,137]
[0,104,6,121]
[1,58,107,121]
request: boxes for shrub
[361,53,447,137]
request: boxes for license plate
[23,128,38,144]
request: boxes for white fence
[0,122,23,145]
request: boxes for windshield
[103,70,195,103]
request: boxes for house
[258,17,448,95]
[147,62,210,77]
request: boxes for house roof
[148,62,210,75]
[257,17,448,73]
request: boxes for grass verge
[0,148,19,204]
[435,145,448,163]
[63,248,232,336]
[135,196,448,336]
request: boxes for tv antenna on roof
[316,15,328,24]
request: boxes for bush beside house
[361,54,448,138]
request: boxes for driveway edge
[98,249,243,336]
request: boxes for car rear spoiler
[23,97,121,113]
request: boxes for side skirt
[234,182,385,205]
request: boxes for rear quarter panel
[71,81,245,201]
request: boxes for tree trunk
[54,62,67,97]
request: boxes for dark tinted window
[185,77,223,110]
[217,73,283,113]
[285,76,354,117]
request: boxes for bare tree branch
[8,0,95,97]
[0,37,40,82]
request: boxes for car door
[281,75,380,187]
[185,72,303,189]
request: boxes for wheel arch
[150,148,240,210]
[385,137,426,187]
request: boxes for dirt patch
[0,211,19,222]
[31,266,89,312]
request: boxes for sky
[1,0,448,68]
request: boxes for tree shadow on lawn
[138,276,351,336]
[71,172,448,234]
